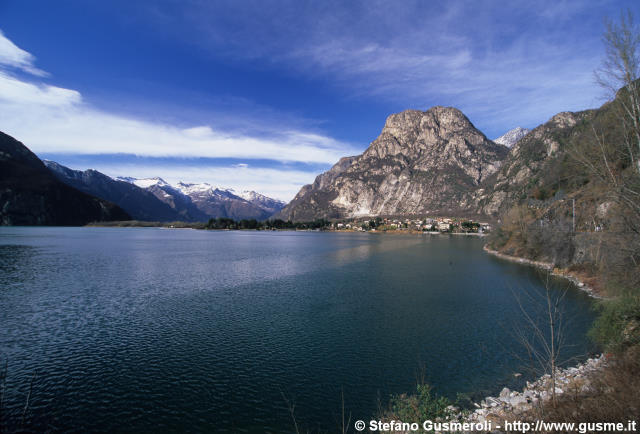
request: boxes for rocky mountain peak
[276,106,509,221]
[366,107,486,160]
[549,112,580,129]
[382,106,470,132]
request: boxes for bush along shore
[380,355,611,434]
[483,246,603,300]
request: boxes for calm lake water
[0,227,596,433]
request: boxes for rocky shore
[385,355,608,433]
[462,355,608,428]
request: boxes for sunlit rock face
[277,106,509,220]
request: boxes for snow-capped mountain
[127,176,171,189]
[117,177,285,220]
[42,168,287,222]
[114,176,203,219]
[116,176,181,199]
[174,182,234,198]
[493,127,530,147]
[45,162,186,221]
[171,182,285,214]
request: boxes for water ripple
[0,228,596,433]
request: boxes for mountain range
[277,85,632,230]
[469,111,590,216]
[1,94,614,227]
[45,162,285,222]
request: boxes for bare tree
[0,360,6,431]
[566,10,640,291]
[281,391,302,434]
[511,274,571,407]
[593,10,640,223]
[595,10,640,175]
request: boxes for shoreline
[82,223,490,237]
[454,246,608,429]
[460,355,608,428]
[482,245,603,299]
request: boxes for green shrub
[389,384,453,427]
[589,295,640,352]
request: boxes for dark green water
[0,228,596,433]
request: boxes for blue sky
[0,0,637,200]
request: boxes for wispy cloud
[259,1,605,134]
[0,30,49,77]
[142,0,619,136]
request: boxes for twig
[21,370,37,428]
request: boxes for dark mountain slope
[0,132,130,225]
[44,161,184,222]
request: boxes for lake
[0,227,596,433]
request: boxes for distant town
[332,217,491,234]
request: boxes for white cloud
[0,30,359,201]
[0,70,356,165]
[0,30,48,77]
[0,71,80,106]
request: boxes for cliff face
[469,111,593,216]
[0,132,130,225]
[277,107,509,220]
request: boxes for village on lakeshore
[332,217,492,234]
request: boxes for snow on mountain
[493,127,530,147]
[114,176,137,184]
[236,190,262,202]
[115,176,203,220]
[174,181,213,195]
[233,190,286,213]
[174,182,231,197]
[116,176,170,189]
[115,176,284,219]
